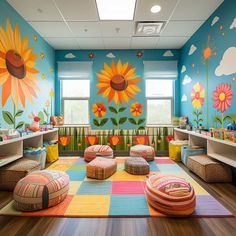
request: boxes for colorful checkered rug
[0,157,233,217]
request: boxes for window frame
[145,80,174,126]
[61,80,90,125]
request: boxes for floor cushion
[84,145,113,162]
[86,157,117,180]
[125,157,150,175]
[145,173,196,216]
[187,155,232,182]
[13,170,70,211]
[181,146,206,165]
[0,158,41,191]
[130,145,155,162]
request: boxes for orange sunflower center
[5,49,26,79]
[110,74,128,91]
[219,92,226,101]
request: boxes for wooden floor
[0,163,236,236]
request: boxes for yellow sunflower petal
[117,60,122,74]
[111,60,118,75]
[104,63,113,76]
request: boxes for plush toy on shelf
[29,112,41,132]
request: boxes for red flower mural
[133,135,149,145]
[59,136,71,146]
[86,135,99,145]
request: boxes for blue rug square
[156,164,182,172]
[77,181,112,195]
[67,171,86,181]
[109,195,150,216]
[148,161,158,171]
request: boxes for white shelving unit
[174,128,236,168]
[0,129,58,167]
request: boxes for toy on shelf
[29,112,40,132]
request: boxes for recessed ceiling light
[96,0,136,20]
[151,5,161,13]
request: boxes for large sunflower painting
[96,59,142,129]
[0,20,39,109]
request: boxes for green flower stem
[206,60,209,129]
[222,112,224,128]
[13,103,16,129]
[116,103,120,131]
[50,97,53,116]
[136,117,138,130]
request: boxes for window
[146,79,173,125]
[62,80,90,125]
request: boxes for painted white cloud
[188,44,197,55]
[64,53,76,59]
[181,94,187,102]
[181,65,187,73]
[215,47,236,76]
[163,50,174,57]
[211,16,219,26]
[182,75,192,85]
[230,17,236,29]
[106,52,116,58]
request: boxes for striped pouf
[130,145,155,162]
[13,170,70,211]
[145,173,196,216]
[86,157,117,180]
[84,145,113,162]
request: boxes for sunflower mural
[128,102,145,130]
[191,83,205,127]
[0,20,39,128]
[212,83,233,128]
[96,59,142,129]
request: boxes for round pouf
[86,157,117,180]
[130,145,155,162]
[13,170,70,211]
[84,145,113,162]
[125,157,150,175]
[145,173,196,216]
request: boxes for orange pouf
[145,173,196,216]
[84,145,113,162]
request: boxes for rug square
[155,158,175,164]
[193,195,233,216]
[188,181,209,195]
[47,163,72,171]
[65,195,110,216]
[115,157,128,164]
[117,164,125,172]
[77,181,112,195]
[68,164,86,172]
[112,181,146,194]
[67,171,86,181]
[68,181,82,195]
[148,161,159,171]
[83,176,112,181]
[111,171,148,181]
[156,164,182,172]
[75,158,87,164]
[109,195,150,216]
[55,157,78,164]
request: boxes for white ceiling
[7,0,224,50]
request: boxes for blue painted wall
[180,0,236,129]
[0,0,55,129]
[55,49,180,129]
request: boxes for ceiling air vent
[135,21,165,36]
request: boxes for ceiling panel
[7,0,63,21]
[131,37,158,49]
[103,38,131,49]
[76,38,104,49]
[68,22,102,37]
[100,21,135,37]
[45,37,79,50]
[171,0,224,20]
[55,0,99,21]
[161,20,204,37]
[157,36,189,49]
[29,22,73,37]
[135,0,179,21]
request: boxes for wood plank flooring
[0,163,235,236]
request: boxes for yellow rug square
[47,164,72,171]
[189,180,208,195]
[111,171,147,181]
[65,195,110,216]
[68,181,82,195]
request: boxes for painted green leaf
[15,121,25,129]
[38,111,45,125]
[2,111,14,125]
[25,123,30,129]
[198,110,203,115]
[118,107,126,113]
[93,119,100,127]
[100,118,108,127]
[138,126,145,130]
[110,118,118,126]
[109,106,118,114]
[119,117,127,124]
[198,118,204,123]
[138,118,145,125]
[213,116,222,124]
[43,108,49,117]
[128,118,137,125]
[15,110,24,117]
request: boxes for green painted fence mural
[58,127,174,152]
